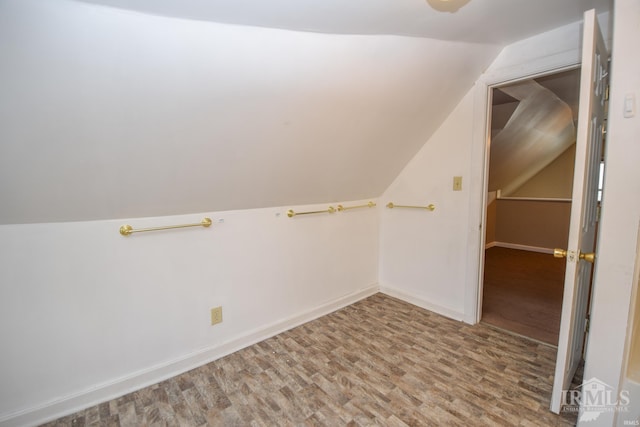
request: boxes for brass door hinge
[585,315,591,333]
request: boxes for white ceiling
[75,0,612,44]
[489,68,581,196]
[0,0,613,224]
[489,80,577,195]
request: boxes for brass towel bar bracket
[120,218,212,236]
[386,202,435,211]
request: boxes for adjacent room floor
[43,294,576,426]
[482,247,566,345]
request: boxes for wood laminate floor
[482,247,566,345]
[43,294,577,426]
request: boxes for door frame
[474,64,581,323]
[464,51,585,325]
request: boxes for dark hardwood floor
[482,247,566,345]
[42,293,576,426]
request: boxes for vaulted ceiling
[0,0,612,224]
[489,79,577,196]
[76,0,611,43]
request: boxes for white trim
[496,196,572,203]
[464,79,492,325]
[0,284,379,427]
[485,241,554,254]
[379,285,465,322]
[617,220,640,384]
[483,57,582,90]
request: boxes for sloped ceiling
[488,68,582,196]
[488,80,577,196]
[0,0,611,224]
[75,0,611,44]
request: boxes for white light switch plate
[624,93,636,118]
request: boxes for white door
[550,9,608,414]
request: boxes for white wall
[584,0,640,426]
[0,0,499,225]
[379,18,595,323]
[0,200,379,425]
[378,90,474,319]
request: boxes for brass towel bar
[287,207,336,218]
[288,201,377,218]
[120,218,212,236]
[386,202,435,211]
[337,201,376,211]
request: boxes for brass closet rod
[287,207,336,218]
[120,218,212,236]
[337,201,376,211]
[288,201,377,217]
[386,202,435,211]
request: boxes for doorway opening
[470,10,608,412]
[480,68,582,346]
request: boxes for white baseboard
[379,285,465,322]
[0,284,379,427]
[485,241,553,254]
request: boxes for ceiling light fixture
[427,0,470,13]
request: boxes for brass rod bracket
[119,224,134,236]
